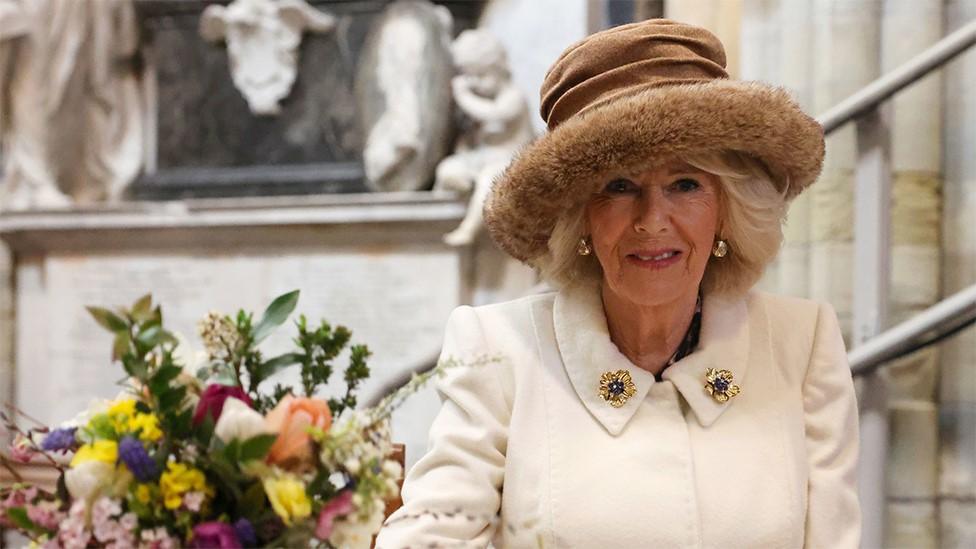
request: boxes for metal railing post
[853,106,892,549]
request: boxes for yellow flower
[107,399,138,431]
[71,440,118,467]
[262,474,311,525]
[159,462,211,510]
[129,413,162,442]
[135,484,153,504]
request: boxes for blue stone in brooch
[599,370,637,408]
[704,368,740,403]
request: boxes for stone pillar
[810,4,882,541]
[880,1,944,547]
[664,0,742,76]
[775,0,816,299]
[940,1,976,546]
[810,0,882,336]
[739,0,782,292]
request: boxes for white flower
[328,507,386,549]
[65,461,114,501]
[214,397,270,443]
[343,457,361,475]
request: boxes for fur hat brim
[484,80,825,262]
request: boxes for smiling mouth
[626,250,682,268]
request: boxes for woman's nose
[633,188,670,234]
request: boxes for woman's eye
[603,178,638,194]
[672,178,701,192]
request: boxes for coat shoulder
[470,291,557,330]
[745,290,836,382]
[747,289,822,321]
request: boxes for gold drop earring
[711,239,728,258]
[577,237,592,256]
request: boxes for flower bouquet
[0,291,439,548]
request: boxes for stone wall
[940,1,976,546]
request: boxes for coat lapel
[553,284,750,435]
[661,292,750,427]
[553,283,655,436]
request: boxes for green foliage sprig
[86,295,194,444]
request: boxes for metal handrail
[849,284,976,377]
[818,17,976,133]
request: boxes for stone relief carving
[434,29,534,246]
[0,0,143,211]
[200,0,336,116]
[357,0,455,192]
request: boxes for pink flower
[183,491,205,513]
[58,500,92,549]
[10,435,36,463]
[189,521,242,549]
[315,490,354,540]
[141,527,178,549]
[193,384,253,426]
[26,500,64,531]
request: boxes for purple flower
[41,427,78,452]
[117,436,157,482]
[233,518,257,547]
[189,521,242,549]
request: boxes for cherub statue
[434,29,534,247]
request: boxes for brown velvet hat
[484,19,825,263]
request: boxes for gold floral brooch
[599,369,637,408]
[704,368,740,403]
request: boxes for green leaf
[157,386,187,411]
[208,455,243,500]
[87,306,128,332]
[240,482,268,518]
[136,324,164,348]
[238,434,277,462]
[6,507,40,533]
[254,353,302,385]
[252,290,300,344]
[151,363,182,385]
[222,438,241,463]
[148,363,182,395]
[131,294,154,322]
[122,356,149,380]
[112,332,132,362]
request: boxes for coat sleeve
[375,305,510,549]
[802,302,861,548]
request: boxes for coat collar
[552,283,750,435]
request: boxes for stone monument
[0,0,144,211]
[199,0,338,116]
[356,0,455,192]
[433,29,534,246]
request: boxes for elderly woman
[376,19,859,549]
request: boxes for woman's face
[585,160,722,307]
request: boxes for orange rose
[265,395,332,469]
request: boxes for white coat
[375,283,861,548]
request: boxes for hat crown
[540,19,729,130]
